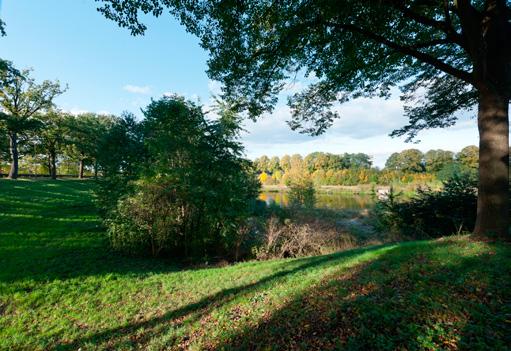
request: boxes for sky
[0,0,482,167]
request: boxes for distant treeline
[254,147,485,186]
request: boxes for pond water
[259,191,376,210]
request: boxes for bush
[374,174,478,238]
[252,217,342,259]
[107,180,180,256]
[101,96,260,260]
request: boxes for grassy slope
[0,180,510,351]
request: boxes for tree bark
[49,150,57,180]
[94,159,98,179]
[79,157,84,179]
[47,155,52,177]
[473,90,509,238]
[7,132,18,179]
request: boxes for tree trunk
[94,159,98,179]
[79,157,84,179]
[49,150,57,180]
[47,155,52,177]
[7,132,18,179]
[473,90,509,238]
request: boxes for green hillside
[0,180,509,350]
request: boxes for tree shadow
[55,246,383,350]
[0,180,180,285]
[210,238,511,350]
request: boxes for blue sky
[0,0,481,167]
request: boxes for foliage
[385,149,425,173]
[0,65,65,133]
[0,63,65,178]
[375,174,479,238]
[96,0,510,137]
[104,96,260,259]
[30,110,70,178]
[95,112,145,213]
[65,113,114,176]
[424,149,455,172]
[1,180,510,350]
[456,145,479,169]
[97,0,511,237]
[288,177,316,209]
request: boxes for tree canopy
[97,0,511,237]
[96,0,508,136]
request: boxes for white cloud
[208,80,223,96]
[123,84,151,94]
[66,107,89,115]
[240,94,482,168]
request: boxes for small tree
[0,64,65,179]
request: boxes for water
[259,191,376,210]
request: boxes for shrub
[107,180,180,256]
[102,96,260,259]
[374,174,477,238]
[252,217,342,259]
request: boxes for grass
[0,180,510,350]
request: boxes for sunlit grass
[0,180,509,350]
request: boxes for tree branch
[411,38,451,48]
[326,21,474,85]
[389,1,465,48]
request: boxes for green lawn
[0,180,510,350]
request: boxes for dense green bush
[374,174,478,238]
[99,96,260,260]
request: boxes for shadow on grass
[0,180,178,284]
[213,239,511,350]
[56,246,382,350]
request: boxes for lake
[259,190,376,210]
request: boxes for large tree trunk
[79,157,84,179]
[7,132,18,179]
[473,90,509,238]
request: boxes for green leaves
[95,0,511,140]
[101,95,260,259]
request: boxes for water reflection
[259,191,375,210]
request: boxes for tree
[0,64,65,179]
[385,149,425,173]
[267,156,281,173]
[99,0,511,236]
[279,155,291,172]
[385,152,401,171]
[457,145,479,170]
[343,153,373,169]
[425,149,455,173]
[67,113,112,178]
[35,110,70,179]
[290,154,304,171]
[256,155,270,173]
